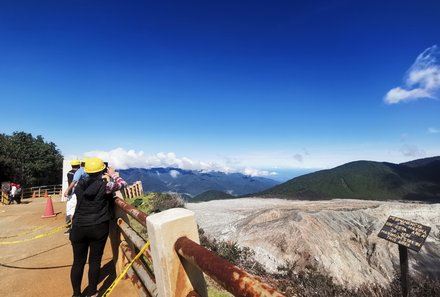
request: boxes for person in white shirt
[8,183,17,205]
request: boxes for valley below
[186,198,440,289]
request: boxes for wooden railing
[21,180,141,200]
[1,184,62,204]
[111,193,287,297]
[22,184,63,199]
[1,192,8,205]
[121,181,144,199]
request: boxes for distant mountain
[192,190,235,202]
[256,157,440,201]
[118,167,279,198]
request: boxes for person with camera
[69,157,127,297]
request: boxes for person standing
[64,159,88,198]
[65,160,81,233]
[14,184,22,204]
[8,183,17,205]
[69,157,127,297]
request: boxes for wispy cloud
[385,45,440,104]
[243,168,278,177]
[73,147,276,177]
[428,127,440,134]
[169,170,180,178]
[293,153,304,162]
[400,143,426,158]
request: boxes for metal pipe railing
[115,197,148,227]
[126,265,149,297]
[114,192,286,297]
[175,236,287,297]
[121,241,157,297]
[117,218,153,262]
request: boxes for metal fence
[111,193,287,297]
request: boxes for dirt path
[0,197,138,297]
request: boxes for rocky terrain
[186,198,440,288]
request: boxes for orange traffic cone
[32,191,36,198]
[42,196,56,218]
[44,190,48,198]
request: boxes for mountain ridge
[118,167,279,197]
[256,156,440,201]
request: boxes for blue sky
[1,0,439,181]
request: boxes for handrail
[113,186,287,297]
[1,192,8,205]
[21,184,62,199]
[117,218,152,262]
[113,197,155,297]
[175,236,286,297]
[115,198,148,227]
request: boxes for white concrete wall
[61,159,71,202]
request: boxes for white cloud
[169,170,180,178]
[79,147,275,177]
[243,168,278,177]
[428,127,440,134]
[384,87,432,104]
[384,45,440,104]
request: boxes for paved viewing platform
[0,197,137,297]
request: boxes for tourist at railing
[64,160,81,235]
[69,157,127,297]
[64,159,88,198]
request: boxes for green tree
[0,132,63,187]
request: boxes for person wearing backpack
[69,157,127,297]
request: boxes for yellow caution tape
[0,224,70,245]
[0,224,51,239]
[102,241,150,297]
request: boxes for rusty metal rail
[175,236,286,297]
[121,241,157,296]
[117,218,153,262]
[114,193,286,297]
[115,197,148,227]
[114,197,156,297]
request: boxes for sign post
[378,216,431,297]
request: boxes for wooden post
[379,216,432,297]
[399,245,409,297]
[137,181,144,196]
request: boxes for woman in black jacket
[70,157,127,297]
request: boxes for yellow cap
[70,160,81,166]
[84,157,106,174]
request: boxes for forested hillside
[258,158,440,201]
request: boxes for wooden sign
[378,215,431,252]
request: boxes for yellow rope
[0,223,52,239]
[102,241,150,297]
[0,224,70,245]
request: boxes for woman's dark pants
[70,221,109,296]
